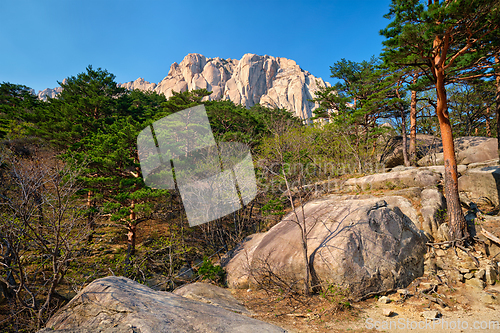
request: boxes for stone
[397,289,409,296]
[222,195,427,299]
[485,265,498,285]
[464,273,474,280]
[378,296,391,304]
[39,276,286,333]
[422,310,441,320]
[480,292,500,304]
[422,165,468,177]
[459,260,477,270]
[378,134,442,168]
[467,159,499,169]
[390,187,423,201]
[474,269,485,280]
[459,166,500,206]
[173,282,250,314]
[459,268,470,274]
[178,264,194,280]
[343,168,441,191]
[436,223,450,242]
[420,188,446,238]
[455,137,498,165]
[448,270,464,283]
[465,278,486,289]
[382,308,394,317]
[418,137,498,166]
[435,249,446,257]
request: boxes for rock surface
[38,79,66,101]
[418,136,498,166]
[458,166,500,206]
[173,282,250,314]
[420,188,446,238]
[120,77,157,91]
[38,54,329,120]
[222,195,427,298]
[123,53,330,120]
[343,168,441,191]
[379,134,442,168]
[39,276,286,333]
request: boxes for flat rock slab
[419,136,498,166]
[39,276,286,333]
[343,168,441,191]
[173,282,250,314]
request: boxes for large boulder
[39,276,286,333]
[418,136,498,166]
[343,168,441,191]
[223,195,427,299]
[420,188,446,238]
[379,134,442,168]
[459,166,500,206]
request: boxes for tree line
[313,0,500,242]
[0,0,499,330]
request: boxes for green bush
[197,257,226,286]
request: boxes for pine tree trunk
[496,56,500,161]
[435,67,468,241]
[409,74,418,165]
[486,105,491,137]
[401,109,410,167]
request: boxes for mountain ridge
[38,53,331,119]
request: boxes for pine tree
[380,0,500,241]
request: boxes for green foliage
[197,257,226,285]
[261,198,286,216]
[380,0,500,87]
[319,284,351,309]
[0,82,39,139]
[447,80,497,137]
[313,57,406,125]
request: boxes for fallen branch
[420,284,437,294]
[419,291,448,308]
[348,288,396,303]
[456,244,480,267]
[426,236,468,248]
[481,227,500,245]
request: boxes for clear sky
[0,0,393,94]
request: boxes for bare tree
[0,147,90,330]
[260,121,317,295]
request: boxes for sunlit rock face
[120,53,331,120]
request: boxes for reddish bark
[486,106,491,137]
[432,35,468,241]
[496,56,500,159]
[409,73,418,165]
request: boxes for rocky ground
[231,242,500,333]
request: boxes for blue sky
[0,0,392,94]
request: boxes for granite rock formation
[119,53,330,119]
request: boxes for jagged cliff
[38,53,331,119]
[38,79,66,101]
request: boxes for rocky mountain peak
[37,53,330,119]
[120,53,331,119]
